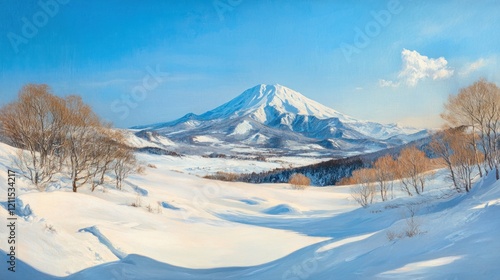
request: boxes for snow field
[0,141,499,279]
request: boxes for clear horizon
[1,0,499,129]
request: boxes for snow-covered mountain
[134,84,427,154]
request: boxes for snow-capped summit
[199,84,353,123]
[133,84,427,155]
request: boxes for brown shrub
[203,171,240,182]
[289,173,311,190]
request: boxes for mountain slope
[133,84,426,155]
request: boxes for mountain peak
[200,84,352,122]
[133,84,427,153]
[241,84,290,100]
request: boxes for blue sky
[1,0,499,128]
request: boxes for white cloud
[378,79,400,88]
[398,49,454,86]
[459,58,489,77]
[380,49,454,87]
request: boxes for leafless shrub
[403,205,421,237]
[45,223,56,233]
[386,230,402,241]
[337,176,356,186]
[130,195,142,207]
[136,165,146,175]
[203,171,240,182]
[351,185,374,207]
[387,205,422,240]
[289,173,311,190]
[404,218,420,237]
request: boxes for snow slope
[1,142,499,279]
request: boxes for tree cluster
[434,79,500,192]
[346,79,500,206]
[343,147,434,207]
[0,84,138,192]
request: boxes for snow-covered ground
[0,141,499,279]
[125,129,327,175]
[152,153,325,176]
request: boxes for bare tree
[1,84,140,193]
[442,79,500,179]
[0,84,66,190]
[63,95,103,192]
[431,127,478,192]
[350,168,376,207]
[430,129,460,191]
[452,140,476,192]
[113,146,138,190]
[88,127,125,191]
[397,146,433,195]
[373,155,397,201]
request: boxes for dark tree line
[239,156,365,186]
[234,135,432,187]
